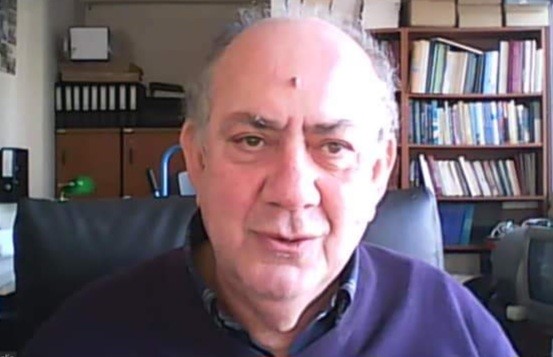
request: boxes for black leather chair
[12,187,442,348]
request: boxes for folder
[55,85,63,111]
[108,85,116,111]
[73,86,81,111]
[99,85,107,111]
[119,84,127,111]
[90,85,98,111]
[64,85,73,111]
[129,84,137,111]
[82,85,90,111]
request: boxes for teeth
[275,252,292,259]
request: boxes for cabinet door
[122,129,186,197]
[56,129,121,198]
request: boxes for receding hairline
[186,4,399,140]
[210,16,381,96]
[213,16,375,71]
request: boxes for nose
[261,144,321,210]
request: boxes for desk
[503,319,551,357]
[488,298,552,357]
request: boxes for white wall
[0,0,77,199]
[84,2,243,87]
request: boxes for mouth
[252,231,320,256]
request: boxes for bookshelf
[373,26,549,247]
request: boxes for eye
[323,142,345,155]
[234,135,265,151]
[315,140,357,170]
[321,141,350,156]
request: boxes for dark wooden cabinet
[122,128,185,197]
[56,129,121,198]
[56,128,185,199]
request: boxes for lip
[251,231,319,254]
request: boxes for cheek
[320,172,377,261]
[198,158,264,241]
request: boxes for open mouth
[253,232,319,256]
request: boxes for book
[433,37,484,55]
[438,203,475,246]
[410,40,430,93]
[418,154,435,195]
[439,203,466,246]
[459,204,475,245]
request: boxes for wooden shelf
[444,244,493,253]
[405,26,543,36]
[410,144,543,150]
[408,93,542,100]
[369,28,402,35]
[394,26,548,217]
[437,195,546,202]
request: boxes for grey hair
[187,2,399,141]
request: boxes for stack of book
[409,37,543,94]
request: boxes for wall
[0,0,77,199]
[83,2,244,87]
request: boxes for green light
[59,175,95,201]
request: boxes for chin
[241,263,324,301]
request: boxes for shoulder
[22,248,201,356]
[354,243,516,356]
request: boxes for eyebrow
[307,119,355,135]
[221,114,282,133]
[221,113,354,134]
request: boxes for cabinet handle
[128,148,134,165]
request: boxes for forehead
[210,18,387,128]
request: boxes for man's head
[181,7,397,304]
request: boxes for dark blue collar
[184,211,359,356]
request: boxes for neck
[193,241,338,356]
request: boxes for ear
[371,136,397,201]
[180,120,206,197]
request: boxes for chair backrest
[13,196,196,344]
[13,187,442,345]
[363,187,444,269]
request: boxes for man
[23,5,515,357]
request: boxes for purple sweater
[23,243,516,356]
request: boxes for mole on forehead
[289,76,301,88]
